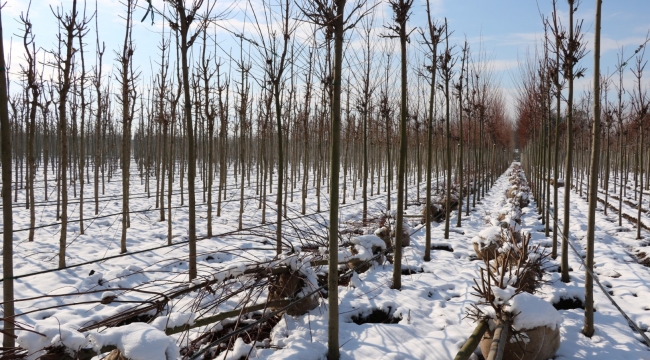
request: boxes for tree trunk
[392,0,412,291]
[1,10,16,347]
[583,0,601,337]
[457,44,466,228]
[423,10,440,261]
[167,112,175,245]
[443,22,452,240]
[78,31,87,235]
[177,2,197,280]
[327,3,345,358]
[561,4,576,284]
[120,0,134,254]
[58,0,78,269]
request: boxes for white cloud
[586,33,648,54]
[2,0,25,18]
[480,59,519,73]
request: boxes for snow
[491,285,516,305]
[471,226,503,247]
[337,247,354,263]
[17,323,87,359]
[217,338,255,359]
[351,234,386,250]
[507,292,563,331]
[101,291,116,302]
[4,161,650,359]
[88,323,179,360]
[373,226,390,239]
[349,235,386,261]
[151,312,196,331]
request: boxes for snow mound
[213,262,247,283]
[472,226,504,248]
[491,285,516,305]
[350,235,386,261]
[337,247,354,262]
[216,338,255,359]
[101,291,117,302]
[507,292,562,331]
[351,235,386,250]
[151,312,196,331]
[17,323,87,359]
[88,323,179,360]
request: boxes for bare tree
[630,43,648,240]
[217,65,229,218]
[51,0,89,268]
[0,5,16,348]
[235,39,250,231]
[116,0,138,254]
[353,15,376,224]
[384,0,415,290]
[18,3,40,242]
[456,41,468,228]
[301,0,372,357]
[93,0,105,216]
[583,0,602,337]
[200,28,217,237]
[252,0,294,255]
[438,19,456,240]
[615,49,626,227]
[167,0,215,280]
[551,0,586,283]
[77,9,89,235]
[546,7,565,260]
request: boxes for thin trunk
[78,30,86,235]
[120,0,134,254]
[561,3,576,283]
[443,21,452,240]
[167,108,175,245]
[57,0,78,269]
[327,3,345,358]
[637,129,644,239]
[392,0,413,291]
[423,9,440,262]
[583,0,601,337]
[1,10,16,347]
[457,43,466,227]
[177,2,197,280]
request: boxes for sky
[425,0,650,109]
[2,0,649,120]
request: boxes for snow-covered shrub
[421,202,444,223]
[471,226,506,260]
[374,213,411,248]
[268,256,319,316]
[346,235,386,273]
[467,213,559,360]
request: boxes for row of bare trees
[519,0,648,340]
[0,0,515,353]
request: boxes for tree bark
[392,0,413,291]
[583,0,601,337]
[561,2,576,283]
[0,9,16,348]
[57,0,78,269]
[177,1,198,280]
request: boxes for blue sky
[427,0,650,94]
[2,0,649,119]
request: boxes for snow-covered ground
[544,180,650,358]
[1,163,650,359]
